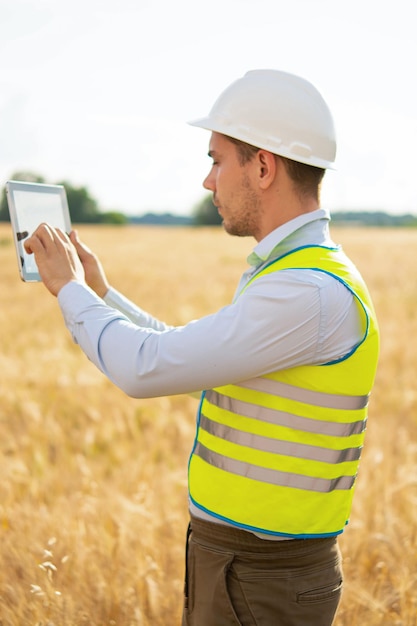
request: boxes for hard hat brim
[188,117,336,170]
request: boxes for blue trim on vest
[237,244,340,299]
[245,244,370,367]
[291,267,370,366]
[189,494,345,539]
[188,390,206,473]
[261,244,341,270]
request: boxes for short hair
[227,136,259,165]
[227,136,325,201]
[280,156,325,202]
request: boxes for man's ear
[256,150,277,189]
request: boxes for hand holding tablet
[6,180,72,282]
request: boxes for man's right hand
[69,230,110,298]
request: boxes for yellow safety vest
[188,245,380,538]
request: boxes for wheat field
[0,223,416,625]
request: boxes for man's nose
[203,171,215,191]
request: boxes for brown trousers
[182,516,343,626]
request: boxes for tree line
[1,171,415,227]
[330,210,417,227]
[0,170,219,226]
[0,171,127,224]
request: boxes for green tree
[192,194,222,226]
[56,180,101,223]
[98,211,128,225]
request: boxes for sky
[1,0,416,217]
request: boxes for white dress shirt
[57,209,362,398]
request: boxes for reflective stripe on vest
[198,415,362,465]
[188,245,380,538]
[238,378,370,410]
[205,388,367,437]
[194,441,356,492]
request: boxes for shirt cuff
[57,281,106,332]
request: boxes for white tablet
[6,180,72,282]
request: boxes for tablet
[6,180,72,282]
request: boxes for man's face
[203,133,263,239]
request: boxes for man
[25,70,379,626]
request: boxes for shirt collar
[247,208,331,267]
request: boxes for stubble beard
[222,174,262,239]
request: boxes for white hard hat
[189,69,336,169]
